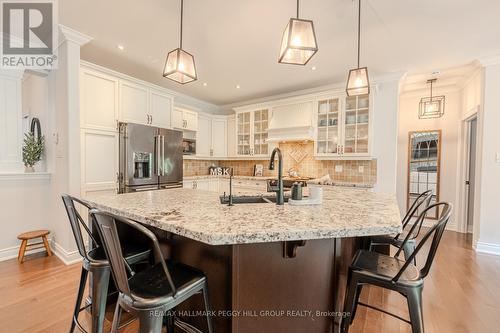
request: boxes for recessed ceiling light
[117,45,124,51]
[236,85,241,89]
[203,82,207,86]
[311,66,317,71]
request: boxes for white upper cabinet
[211,118,227,157]
[149,89,173,129]
[173,107,198,131]
[197,114,212,157]
[226,115,236,158]
[80,68,119,131]
[183,109,198,131]
[120,80,150,126]
[196,114,227,158]
[81,65,174,130]
[235,109,272,157]
[314,94,372,157]
[172,108,184,129]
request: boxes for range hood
[267,101,315,142]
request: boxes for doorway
[465,117,478,234]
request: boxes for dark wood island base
[165,233,362,333]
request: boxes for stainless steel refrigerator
[118,122,183,193]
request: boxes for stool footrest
[357,301,411,324]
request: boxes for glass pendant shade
[278,18,318,65]
[346,67,370,96]
[419,96,445,119]
[163,48,197,84]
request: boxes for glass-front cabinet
[315,94,371,157]
[236,109,270,156]
[316,98,341,154]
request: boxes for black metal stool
[341,202,452,333]
[91,209,213,333]
[62,195,152,333]
[369,190,433,264]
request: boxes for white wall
[0,175,51,260]
[397,87,461,230]
[475,63,500,254]
[22,74,49,172]
[373,80,400,194]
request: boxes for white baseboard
[476,241,500,256]
[0,237,55,262]
[0,238,82,264]
[50,240,82,265]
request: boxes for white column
[372,74,403,194]
[47,25,92,263]
[475,56,500,255]
[0,69,24,172]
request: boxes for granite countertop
[184,175,375,188]
[83,187,401,246]
[183,175,275,181]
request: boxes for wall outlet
[496,152,500,164]
[335,165,343,173]
[358,166,364,173]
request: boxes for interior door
[466,118,477,233]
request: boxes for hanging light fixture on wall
[163,0,197,84]
[419,79,445,119]
[278,0,318,65]
[346,0,370,96]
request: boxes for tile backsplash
[183,142,377,184]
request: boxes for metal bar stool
[341,202,452,333]
[62,195,152,333]
[91,209,213,333]
[369,190,433,263]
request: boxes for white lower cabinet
[81,129,118,189]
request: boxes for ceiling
[60,0,500,107]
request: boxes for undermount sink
[219,195,290,205]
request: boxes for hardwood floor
[0,231,499,333]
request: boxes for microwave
[182,138,196,155]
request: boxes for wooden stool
[17,230,52,263]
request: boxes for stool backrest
[61,194,101,261]
[90,209,177,298]
[399,190,433,239]
[393,202,452,282]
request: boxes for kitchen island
[84,186,401,333]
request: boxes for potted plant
[22,132,44,173]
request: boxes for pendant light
[346,0,370,96]
[163,0,197,84]
[419,79,445,119]
[278,0,318,65]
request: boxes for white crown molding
[80,60,221,114]
[477,54,500,67]
[0,68,25,79]
[58,24,93,46]
[226,72,405,112]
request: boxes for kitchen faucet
[228,167,234,206]
[269,147,284,205]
